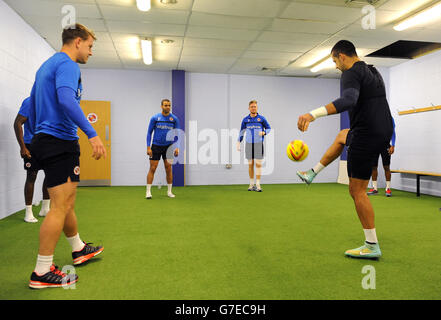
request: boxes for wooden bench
[391,170,441,196]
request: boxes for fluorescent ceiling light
[136,0,151,12]
[141,39,153,65]
[394,1,441,31]
[310,56,334,73]
[127,36,142,60]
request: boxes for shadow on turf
[345,255,380,261]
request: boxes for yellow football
[287,140,309,162]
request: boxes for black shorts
[30,133,80,188]
[23,144,42,171]
[245,142,264,160]
[373,146,391,167]
[150,144,173,161]
[345,130,389,180]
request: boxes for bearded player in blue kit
[146,99,181,199]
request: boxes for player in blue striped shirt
[146,99,180,199]
[237,100,271,192]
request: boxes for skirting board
[79,180,111,187]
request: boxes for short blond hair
[62,23,96,45]
[249,100,257,106]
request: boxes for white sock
[312,162,325,174]
[34,254,53,275]
[256,179,261,189]
[386,181,391,189]
[42,199,50,211]
[372,181,377,190]
[168,184,173,194]
[146,184,152,195]
[364,228,378,244]
[25,205,37,222]
[66,233,85,252]
[249,178,254,187]
[25,205,33,216]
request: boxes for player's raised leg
[297,128,349,184]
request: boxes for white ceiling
[4,0,441,78]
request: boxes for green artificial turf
[0,184,440,300]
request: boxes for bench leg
[417,175,420,197]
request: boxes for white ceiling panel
[183,38,250,50]
[363,56,412,67]
[92,40,116,51]
[96,0,134,7]
[99,6,189,24]
[151,0,194,11]
[192,0,283,18]
[279,67,321,77]
[319,35,397,52]
[232,58,291,71]
[91,49,119,59]
[257,31,330,45]
[47,0,97,3]
[189,12,271,30]
[7,0,101,18]
[378,0,434,12]
[5,0,440,76]
[248,42,313,53]
[281,2,363,23]
[242,50,302,61]
[408,28,441,42]
[181,46,243,58]
[178,57,236,73]
[123,60,180,71]
[21,15,107,35]
[186,26,260,41]
[106,20,186,36]
[295,0,389,8]
[153,45,182,59]
[270,18,345,35]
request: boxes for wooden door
[78,100,111,186]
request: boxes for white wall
[186,73,341,185]
[80,70,341,187]
[0,0,55,219]
[80,69,172,186]
[389,50,441,197]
